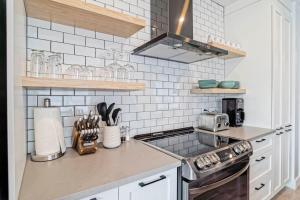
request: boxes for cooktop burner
[134,127,239,158]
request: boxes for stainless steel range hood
[132,0,228,64]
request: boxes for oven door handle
[189,162,250,196]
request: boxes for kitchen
[1,0,300,199]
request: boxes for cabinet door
[271,4,283,129]
[119,168,177,200]
[272,129,283,193]
[280,6,292,127]
[81,188,118,200]
[282,127,291,184]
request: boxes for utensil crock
[103,126,121,148]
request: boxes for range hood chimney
[132,0,227,64]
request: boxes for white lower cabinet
[119,168,177,200]
[249,127,291,200]
[81,188,118,200]
[81,168,177,200]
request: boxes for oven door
[187,157,249,200]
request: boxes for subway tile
[51,42,74,54]
[64,96,85,106]
[28,38,50,51]
[75,46,95,57]
[51,22,74,34]
[64,33,85,46]
[86,38,105,49]
[38,28,63,42]
[64,54,85,65]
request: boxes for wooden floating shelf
[191,88,246,94]
[209,42,247,60]
[24,0,146,38]
[22,77,145,91]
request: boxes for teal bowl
[218,81,240,89]
[198,80,219,89]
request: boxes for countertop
[19,140,181,200]
[196,126,275,141]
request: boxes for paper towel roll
[34,107,66,156]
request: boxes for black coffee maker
[222,98,245,127]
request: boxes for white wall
[7,0,27,199]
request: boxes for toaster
[198,112,230,132]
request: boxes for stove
[134,127,252,200]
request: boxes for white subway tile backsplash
[64,96,85,106]
[75,45,95,57]
[64,54,85,65]
[27,26,37,38]
[28,38,50,51]
[52,22,75,34]
[51,42,74,54]
[26,0,225,153]
[38,28,63,42]
[27,17,50,29]
[64,33,85,46]
[86,38,105,49]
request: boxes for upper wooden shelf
[191,88,246,94]
[24,0,146,38]
[22,77,145,90]
[209,42,247,60]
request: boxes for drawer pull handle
[286,129,292,132]
[255,156,266,162]
[285,125,292,128]
[255,183,265,191]
[276,127,284,130]
[139,175,166,187]
[255,139,266,143]
[276,132,284,136]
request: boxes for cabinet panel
[281,12,292,126]
[271,5,283,129]
[272,130,283,193]
[119,168,177,200]
[282,128,291,184]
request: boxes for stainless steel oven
[183,157,249,200]
[134,127,252,200]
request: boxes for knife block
[72,128,97,155]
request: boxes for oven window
[193,170,248,200]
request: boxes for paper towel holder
[31,98,65,162]
[31,151,64,162]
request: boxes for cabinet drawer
[250,149,272,181]
[250,171,272,200]
[81,188,118,200]
[250,134,272,153]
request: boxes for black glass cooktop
[134,127,239,158]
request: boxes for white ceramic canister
[103,126,121,148]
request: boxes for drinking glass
[117,66,128,81]
[124,64,135,81]
[65,65,82,80]
[47,54,62,79]
[104,65,114,81]
[86,66,96,80]
[30,50,45,77]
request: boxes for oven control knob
[204,156,212,166]
[233,146,241,154]
[195,158,205,170]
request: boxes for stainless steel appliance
[198,112,230,132]
[222,98,245,127]
[132,0,228,63]
[135,127,252,200]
